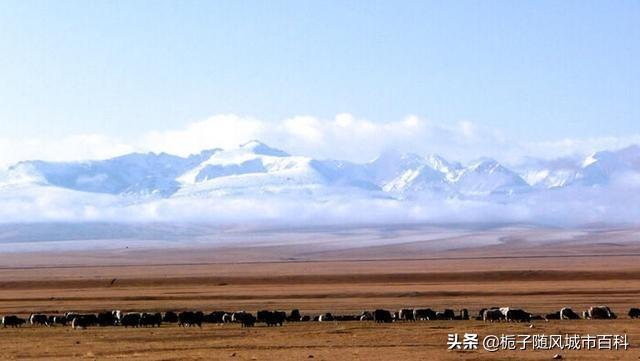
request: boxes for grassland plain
[1,230,640,360]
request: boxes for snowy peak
[368,150,449,194]
[187,148,221,165]
[575,145,640,186]
[1,162,48,186]
[454,158,530,196]
[178,142,304,184]
[367,150,425,184]
[514,145,640,189]
[586,145,640,170]
[239,140,289,157]
[425,154,462,174]
[467,158,501,172]
[515,156,582,189]
[383,164,448,194]
[8,152,191,196]
[3,141,640,200]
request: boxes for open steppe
[1,225,639,360]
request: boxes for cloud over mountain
[2,139,640,226]
[3,114,640,168]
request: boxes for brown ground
[0,321,638,361]
[1,226,640,360]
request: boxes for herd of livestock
[2,306,640,329]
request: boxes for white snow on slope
[1,142,640,225]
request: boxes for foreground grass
[0,320,638,360]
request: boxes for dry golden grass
[0,321,638,360]
[1,239,640,360]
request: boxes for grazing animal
[162,311,179,323]
[287,309,301,322]
[445,309,456,319]
[257,310,286,326]
[203,311,226,324]
[231,311,247,323]
[477,307,499,321]
[433,309,455,320]
[112,310,123,324]
[178,311,203,327]
[87,314,99,326]
[2,315,26,328]
[628,308,640,319]
[398,309,415,321]
[241,314,256,327]
[48,315,67,326]
[545,311,561,320]
[560,307,580,320]
[413,308,436,321]
[231,312,255,327]
[121,313,142,327]
[483,308,504,322]
[300,315,311,322]
[71,316,92,329]
[456,309,469,320]
[359,311,373,321]
[506,309,531,323]
[98,311,117,326]
[140,312,162,327]
[499,307,510,319]
[585,306,616,319]
[373,309,392,323]
[438,309,455,320]
[273,311,287,326]
[222,313,232,323]
[64,312,79,322]
[318,313,334,322]
[73,314,98,326]
[29,314,49,326]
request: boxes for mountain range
[2,140,640,203]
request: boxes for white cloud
[282,116,323,144]
[1,113,639,167]
[142,114,266,156]
[3,179,640,227]
[0,134,135,167]
[517,135,640,161]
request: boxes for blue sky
[0,0,638,163]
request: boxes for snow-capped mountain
[174,141,381,198]
[515,156,581,189]
[576,145,640,186]
[369,152,525,197]
[382,164,449,194]
[3,141,640,202]
[514,145,640,189]
[425,154,463,182]
[453,158,530,196]
[6,152,193,197]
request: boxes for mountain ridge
[3,142,640,201]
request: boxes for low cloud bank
[2,113,640,167]
[1,177,639,227]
